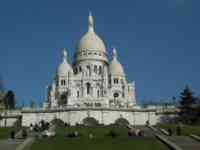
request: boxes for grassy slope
[0,127,14,139]
[30,126,168,150]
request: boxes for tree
[180,86,195,107]
[4,90,15,109]
[30,100,36,108]
[179,86,197,124]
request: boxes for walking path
[0,139,24,150]
[149,126,200,150]
[167,136,200,150]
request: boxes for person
[10,130,15,140]
[168,128,172,136]
[30,124,33,131]
[145,120,150,126]
[138,130,144,136]
[22,129,27,139]
[176,125,181,136]
[89,133,94,139]
[74,131,79,137]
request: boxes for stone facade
[1,13,167,127]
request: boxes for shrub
[115,118,129,127]
[106,129,119,138]
[51,119,65,128]
[82,117,99,126]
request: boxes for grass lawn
[0,127,14,139]
[29,126,168,150]
[157,123,200,136]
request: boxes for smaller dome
[57,62,73,75]
[109,48,125,76]
[57,49,73,75]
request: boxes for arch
[115,118,130,126]
[86,83,91,95]
[114,78,118,84]
[113,92,119,98]
[82,117,99,126]
[59,92,68,106]
[61,79,66,86]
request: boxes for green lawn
[157,123,200,136]
[0,127,14,139]
[29,126,169,150]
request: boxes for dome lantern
[57,48,73,76]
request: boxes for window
[109,79,111,84]
[87,65,90,71]
[61,80,66,86]
[77,91,80,98]
[79,66,82,72]
[94,65,97,73]
[97,90,100,97]
[99,66,102,74]
[86,83,91,95]
[87,65,91,75]
[74,68,78,74]
[114,78,118,84]
[95,103,101,107]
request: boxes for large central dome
[77,13,106,52]
[78,30,106,52]
[74,13,108,64]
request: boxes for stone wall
[21,108,159,127]
[0,118,19,127]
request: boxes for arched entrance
[59,92,68,106]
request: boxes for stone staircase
[167,136,200,150]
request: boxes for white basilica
[0,13,167,127]
[45,13,136,109]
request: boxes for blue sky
[0,0,200,105]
